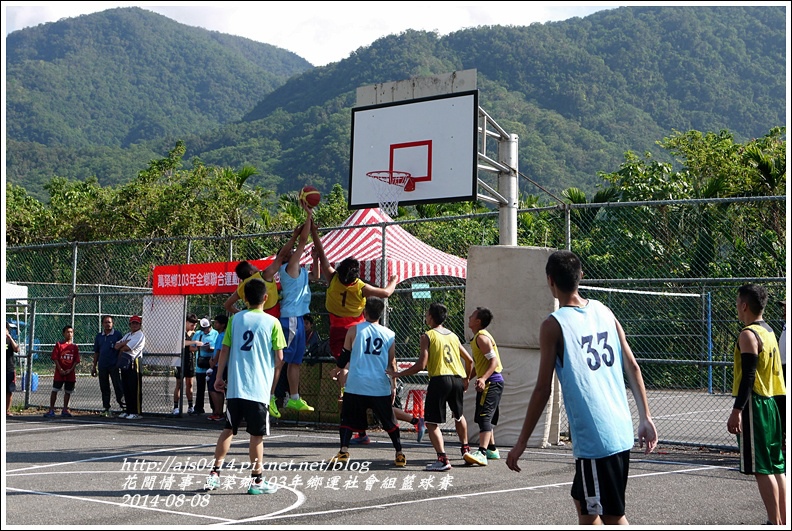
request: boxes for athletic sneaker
[60,410,73,418]
[486,448,501,460]
[247,478,278,495]
[416,418,426,443]
[425,459,452,472]
[394,453,407,467]
[464,450,488,466]
[125,413,142,420]
[117,413,129,419]
[172,408,180,416]
[206,414,223,421]
[285,398,314,412]
[205,472,221,491]
[269,397,281,419]
[329,451,350,464]
[187,407,196,415]
[43,410,56,418]
[350,433,370,445]
[100,409,112,418]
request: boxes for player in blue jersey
[275,206,317,416]
[330,297,406,467]
[205,278,286,495]
[506,250,657,524]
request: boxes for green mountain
[5,6,786,202]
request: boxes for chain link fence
[5,196,785,449]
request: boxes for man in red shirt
[44,325,81,418]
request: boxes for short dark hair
[62,325,73,334]
[365,297,385,321]
[213,314,228,326]
[336,257,360,285]
[428,302,448,326]
[244,278,267,306]
[737,284,768,315]
[304,314,314,325]
[235,260,258,280]
[476,307,493,329]
[101,315,113,323]
[186,313,199,324]
[546,250,582,293]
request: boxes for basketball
[299,185,321,208]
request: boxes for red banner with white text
[151,259,274,295]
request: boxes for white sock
[290,394,300,400]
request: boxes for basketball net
[366,171,414,218]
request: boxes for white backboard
[349,90,478,210]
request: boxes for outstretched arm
[616,318,658,454]
[361,275,399,298]
[286,208,312,278]
[311,220,335,281]
[387,334,429,378]
[309,247,322,282]
[263,227,300,281]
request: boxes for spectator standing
[193,317,218,416]
[6,322,20,417]
[91,315,125,417]
[727,284,786,525]
[173,314,200,415]
[206,314,228,421]
[304,314,320,353]
[44,325,80,418]
[115,315,146,420]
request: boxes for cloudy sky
[3,2,620,66]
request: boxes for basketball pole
[498,133,519,246]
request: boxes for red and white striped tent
[269,208,466,286]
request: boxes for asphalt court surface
[3,414,783,527]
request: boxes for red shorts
[328,314,365,358]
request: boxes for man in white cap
[192,317,218,416]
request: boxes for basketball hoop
[366,170,415,217]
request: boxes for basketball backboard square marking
[390,140,432,182]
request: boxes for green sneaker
[486,448,500,460]
[247,479,278,495]
[269,397,281,418]
[99,409,112,418]
[463,449,488,466]
[285,397,314,412]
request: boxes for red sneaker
[351,433,370,445]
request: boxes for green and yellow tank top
[236,272,280,311]
[425,328,466,378]
[732,322,786,398]
[471,329,502,377]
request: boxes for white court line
[5,423,99,433]
[654,408,732,419]
[7,430,291,474]
[227,458,726,524]
[7,443,216,473]
[5,486,236,522]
